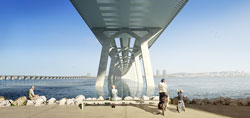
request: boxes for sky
[0,0,250,76]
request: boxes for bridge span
[71,0,188,97]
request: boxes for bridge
[0,75,92,80]
[70,0,188,97]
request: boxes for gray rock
[12,96,27,106]
[59,98,67,105]
[74,95,85,105]
[0,96,5,102]
[202,98,212,105]
[47,98,56,105]
[124,96,133,100]
[66,98,74,105]
[142,96,149,101]
[183,96,190,104]
[26,100,34,106]
[0,100,11,107]
[213,97,225,105]
[191,99,203,105]
[97,96,104,100]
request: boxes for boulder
[224,98,233,105]
[0,100,11,107]
[12,96,27,106]
[97,96,104,100]
[0,96,5,102]
[86,98,92,100]
[202,98,212,105]
[124,96,133,100]
[213,97,225,105]
[66,98,74,105]
[116,97,122,100]
[59,98,67,105]
[75,95,85,100]
[26,100,34,106]
[191,99,203,105]
[133,97,140,100]
[171,97,179,105]
[236,98,249,106]
[152,96,159,101]
[142,96,149,101]
[34,96,47,106]
[183,96,190,104]
[47,98,56,105]
[74,95,85,105]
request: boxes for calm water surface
[0,77,249,100]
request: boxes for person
[177,89,185,112]
[158,79,169,114]
[111,85,117,108]
[158,79,168,102]
[28,85,39,100]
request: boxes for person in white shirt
[28,85,39,100]
[158,79,168,102]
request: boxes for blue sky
[0,0,250,76]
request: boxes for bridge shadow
[186,104,250,118]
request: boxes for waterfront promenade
[1,104,249,118]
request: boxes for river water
[0,77,249,100]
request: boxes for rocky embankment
[0,95,250,107]
[171,97,250,106]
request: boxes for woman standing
[111,85,117,108]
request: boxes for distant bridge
[0,75,95,80]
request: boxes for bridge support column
[134,56,143,96]
[96,40,110,97]
[140,41,155,96]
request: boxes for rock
[0,100,11,107]
[47,98,56,105]
[116,97,122,100]
[86,98,92,100]
[75,95,85,100]
[26,100,34,106]
[59,98,67,105]
[191,99,203,105]
[0,96,5,102]
[74,95,85,105]
[183,96,190,104]
[124,96,133,100]
[12,96,27,106]
[224,98,233,105]
[152,96,159,101]
[9,100,13,104]
[133,97,140,100]
[202,98,212,105]
[66,98,74,105]
[97,96,104,100]
[213,97,225,105]
[40,96,47,102]
[172,97,179,105]
[34,96,47,106]
[142,96,149,101]
[236,98,249,106]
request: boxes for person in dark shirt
[177,89,185,112]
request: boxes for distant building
[163,70,166,77]
[156,69,160,77]
[87,73,91,77]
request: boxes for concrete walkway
[0,104,249,118]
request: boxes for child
[177,89,185,112]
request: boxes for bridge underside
[71,0,188,97]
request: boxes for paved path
[1,104,249,118]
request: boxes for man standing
[28,85,39,100]
[158,79,168,103]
